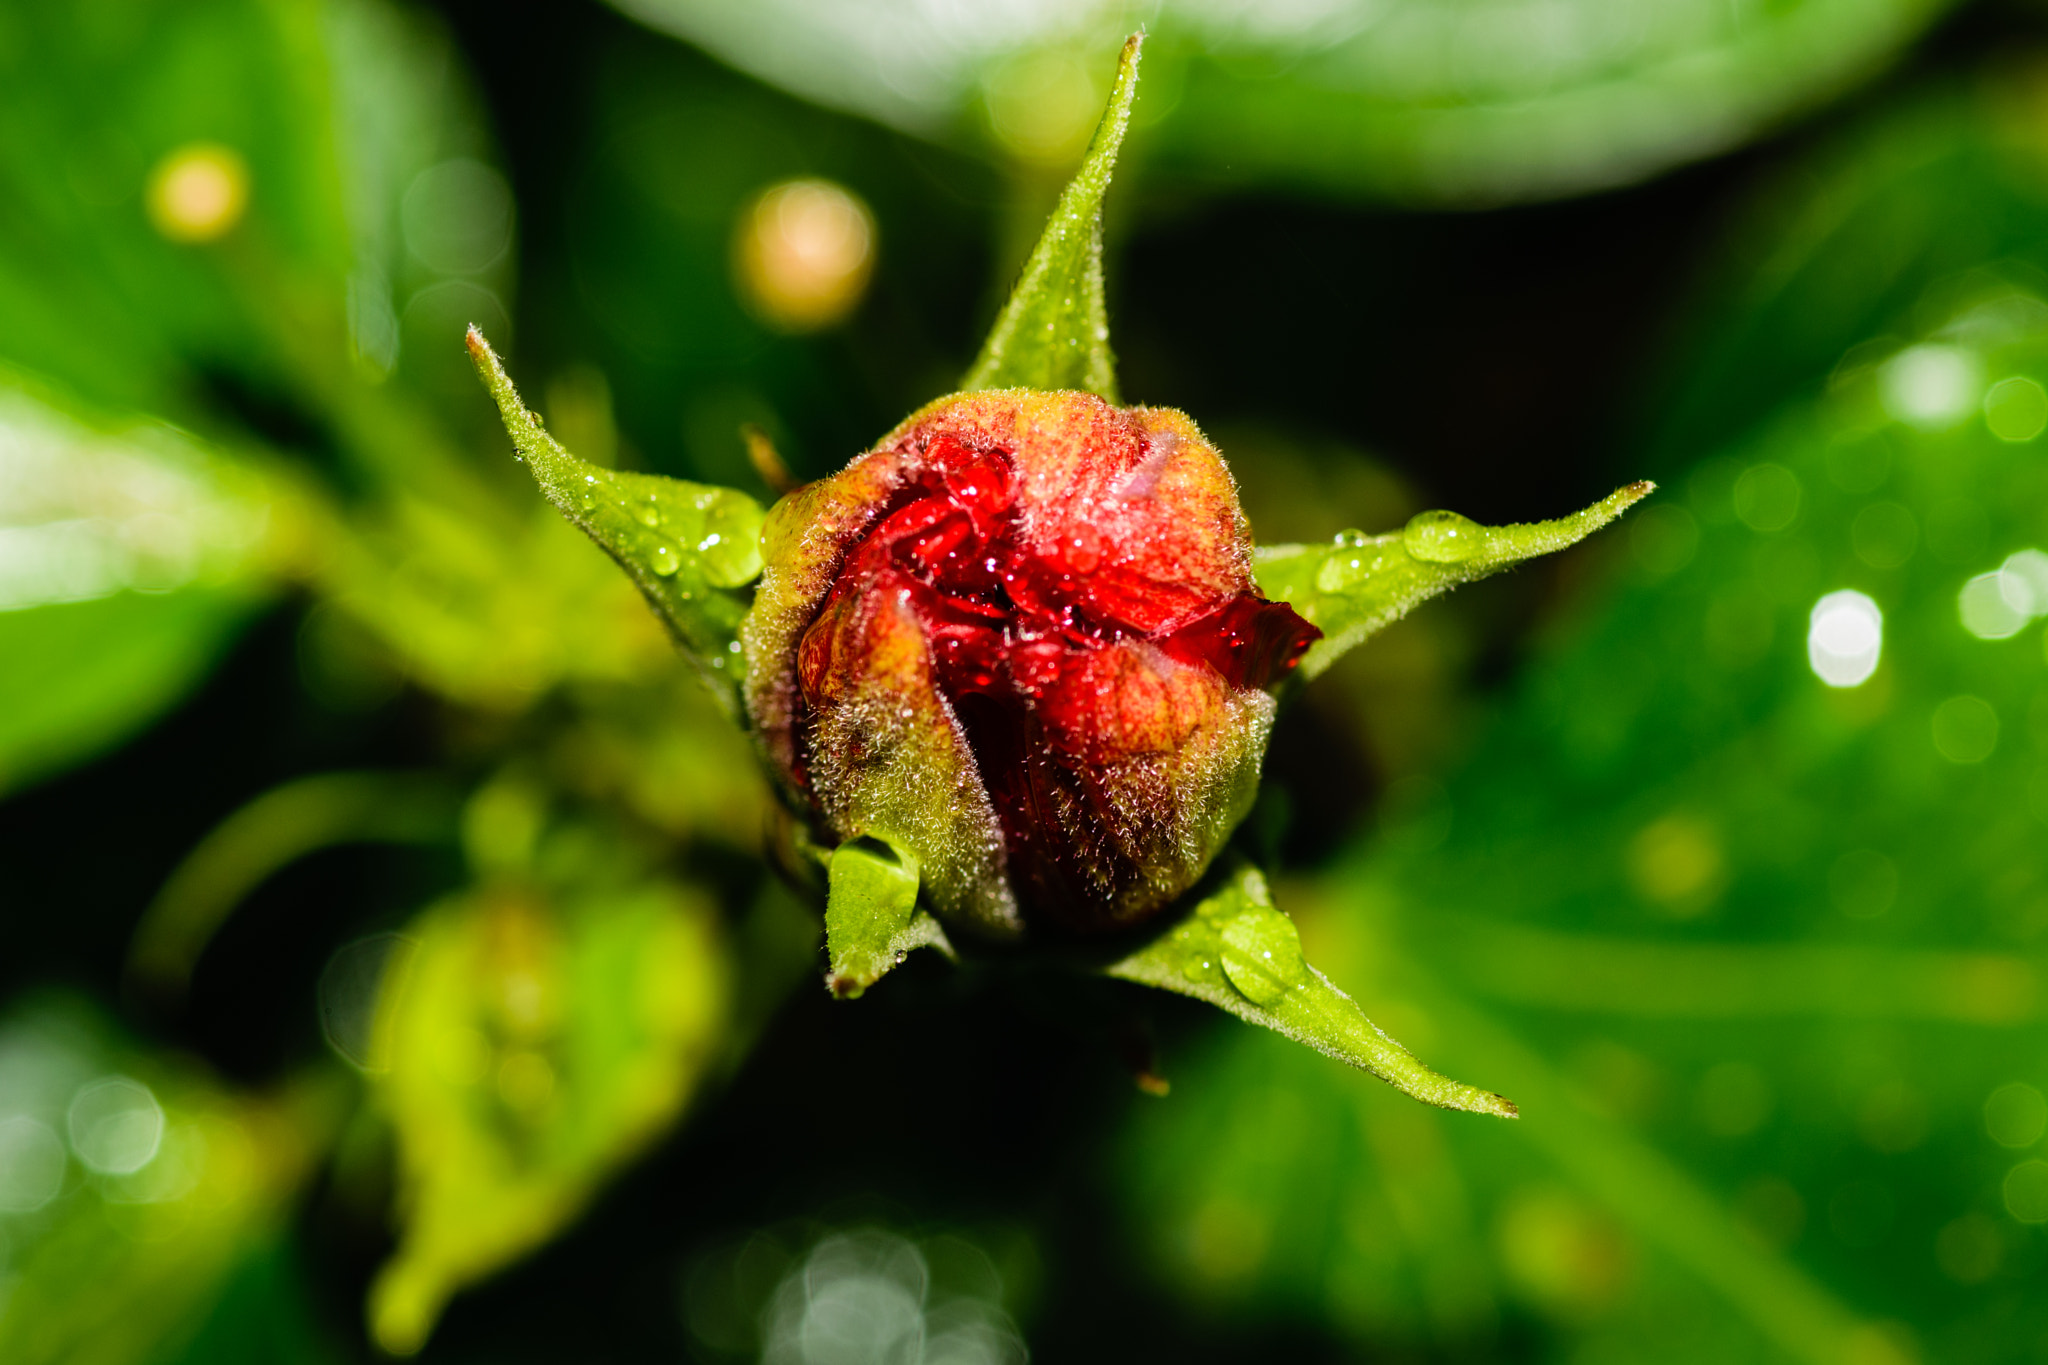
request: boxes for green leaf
[125,772,461,1008]
[959,33,1140,401]
[368,877,732,1355]
[1255,483,1653,682]
[1104,859,1516,1119]
[1119,87,2048,1364]
[0,368,302,796]
[824,836,951,998]
[467,328,766,716]
[611,0,1953,206]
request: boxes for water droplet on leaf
[698,493,765,588]
[1219,908,1310,1007]
[1403,509,1485,563]
[1316,531,1376,592]
[649,543,681,576]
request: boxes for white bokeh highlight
[1808,590,1883,688]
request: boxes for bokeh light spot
[733,179,876,333]
[401,159,514,275]
[1932,695,1998,764]
[67,1076,163,1175]
[982,50,1105,165]
[1961,571,2029,639]
[1184,1196,1271,1283]
[319,933,416,1071]
[2000,549,2048,616]
[1880,344,1982,429]
[1732,463,1801,532]
[1984,376,2048,442]
[1807,590,1882,687]
[1496,1189,1632,1319]
[767,1229,927,1365]
[1984,1083,2048,1148]
[1626,814,1724,916]
[2002,1160,2048,1223]
[145,143,248,243]
[0,1115,67,1211]
[1935,1213,2003,1283]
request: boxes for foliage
[4,1,2048,1363]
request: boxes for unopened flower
[469,31,1647,1116]
[744,389,1319,937]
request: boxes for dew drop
[1316,531,1375,593]
[1219,909,1310,1007]
[634,503,659,528]
[698,494,766,588]
[649,543,681,576]
[1402,509,1485,564]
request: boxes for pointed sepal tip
[961,34,1143,402]
[465,327,767,715]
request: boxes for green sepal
[1104,858,1517,1119]
[1256,482,1654,682]
[959,34,1141,402]
[467,329,765,716]
[824,837,952,998]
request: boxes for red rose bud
[743,390,1320,936]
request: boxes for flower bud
[743,389,1319,936]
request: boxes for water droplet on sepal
[1316,529,1377,592]
[1219,907,1310,1006]
[1402,509,1485,563]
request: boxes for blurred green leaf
[611,0,1953,204]
[1118,75,2048,1364]
[367,878,732,1355]
[1107,858,1515,1118]
[0,370,306,795]
[125,772,461,1007]
[0,999,331,1365]
[1651,75,2048,468]
[157,1244,341,1365]
[1256,482,1653,683]
[468,331,766,716]
[959,33,1138,402]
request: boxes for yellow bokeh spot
[1626,813,1725,916]
[733,179,875,332]
[145,143,250,243]
[1985,375,2048,442]
[1496,1188,1632,1320]
[1184,1195,1270,1283]
[983,50,1105,166]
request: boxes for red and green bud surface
[469,31,1647,1118]
[744,389,1320,937]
